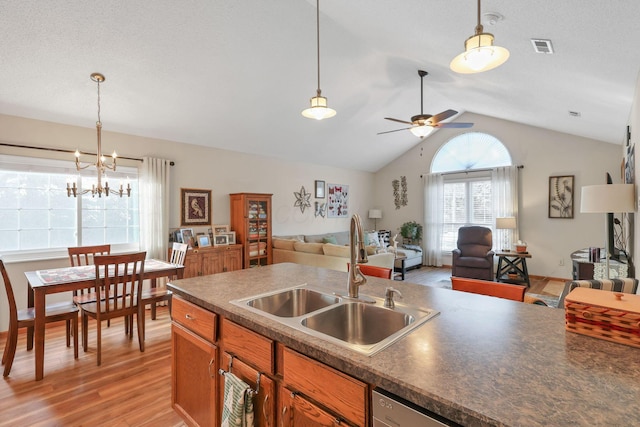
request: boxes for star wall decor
[294,186,311,213]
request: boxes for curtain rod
[420,165,523,178]
[0,142,175,165]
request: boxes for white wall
[0,114,374,332]
[374,112,623,280]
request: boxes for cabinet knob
[185,314,194,320]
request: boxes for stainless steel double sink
[231,285,439,356]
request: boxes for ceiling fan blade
[429,109,458,124]
[377,127,412,135]
[384,117,413,125]
[434,122,474,128]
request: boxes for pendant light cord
[475,0,483,34]
[96,78,102,125]
[315,0,321,95]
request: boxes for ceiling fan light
[302,95,337,120]
[410,125,433,138]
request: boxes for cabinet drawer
[172,296,217,342]
[221,318,274,374]
[283,347,367,426]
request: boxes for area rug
[540,280,566,297]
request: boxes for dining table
[24,258,184,381]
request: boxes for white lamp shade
[368,209,382,219]
[450,33,510,74]
[581,184,635,213]
[496,217,516,229]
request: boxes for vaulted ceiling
[1,1,639,172]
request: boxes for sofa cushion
[305,231,350,246]
[323,243,351,258]
[365,232,380,247]
[293,241,324,254]
[275,234,305,242]
[273,238,296,251]
[322,235,338,245]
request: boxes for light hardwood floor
[0,267,550,427]
[0,307,183,427]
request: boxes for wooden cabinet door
[221,352,276,427]
[280,386,349,427]
[224,246,242,272]
[201,249,223,275]
[172,322,218,427]
[182,252,201,278]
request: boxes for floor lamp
[368,209,382,230]
[580,184,635,279]
[496,217,516,251]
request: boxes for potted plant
[400,221,422,243]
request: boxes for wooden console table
[496,251,531,287]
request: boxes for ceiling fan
[378,70,474,138]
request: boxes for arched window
[431,132,512,173]
[424,133,518,260]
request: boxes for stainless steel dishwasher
[372,389,459,426]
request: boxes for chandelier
[67,73,131,198]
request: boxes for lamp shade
[581,184,636,213]
[496,217,516,229]
[368,209,382,219]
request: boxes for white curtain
[492,166,520,250]
[423,173,444,266]
[140,157,171,260]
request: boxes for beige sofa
[272,231,395,272]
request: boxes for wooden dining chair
[451,276,526,302]
[1,258,79,377]
[347,263,393,279]
[80,251,146,366]
[141,242,188,322]
[68,244,111,304]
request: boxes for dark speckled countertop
[167,263,640,427]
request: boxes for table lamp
[580,183,635,279]
[496,217,516,251]
[368,209,382,230]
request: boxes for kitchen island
[168,262,640,426]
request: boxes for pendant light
[302,0,336,120]
[450,0,510,74]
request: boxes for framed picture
[181,188,212,226]
[180,228,194,246]
[197,235,211,247]
[327,183,349,218]
[214,234,229,246]
[214,224,230,234]
[220,231,236,244]
[315,180,325,198]
[548,175,574,218]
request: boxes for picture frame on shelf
[214,234,229,246]
[197,235,211,247]
[548,175,574,219]
[214,224,230,234]
[180,228,194,247]
[315,180,325,198]
[180,188,212,226]
[220,231,236,244]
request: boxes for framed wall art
[315,180,325,198]
[327,183,349,218]
[181,188,212,226]
[548,175,574,219]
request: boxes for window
[441,172,492,251]
[0,154,139,259]
[430,132,513,254]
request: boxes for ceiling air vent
[531,39,554,54]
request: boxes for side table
[394,254,407,281]
[496,251,532,287]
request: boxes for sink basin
[245,287,341,317]
[231,285,439,356]
[301,302,414,345]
